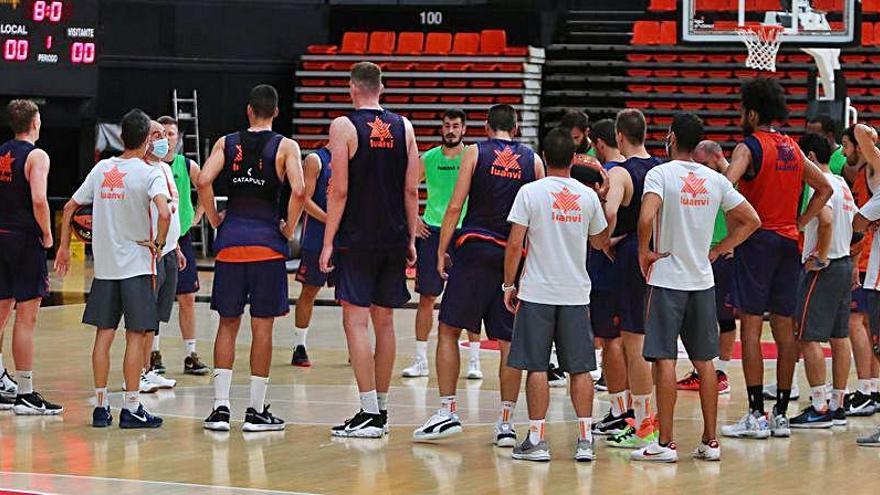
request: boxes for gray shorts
[508,301,597,374]
[83,275,159,332]
[156,251,179,325]
[796,257,851,342]
[644,286,718,362]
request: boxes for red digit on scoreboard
[33,0,46,21]
[71,42,83,63]
[33,1,63,23]
[3,39,29,61]
[82,43,95,64]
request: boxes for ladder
[172,89,208,257]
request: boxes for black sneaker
[119,404,162,429]
[548,364,567,388]
[243,405,285,432]
[595,374,608,392]
[845,391,876,417]
[0,394,14,411]
[331,409,384,438]
[831,406,847,426]
[291,345,311,368]
[381,409,389,435]
[150,350,166,375]
[92,406,113,427]
[790,405,833,429]
[203,405,231,431]
[13,391,63,416]
[592,409,633,436]
[184,352,210,376]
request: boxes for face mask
[665,136,672,157]
[151,138,169,159]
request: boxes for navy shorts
[611,236,647,335]
[852,273,869,313]
[439,241,513,341]
[590,290,621,339]
[335,248,410,308]
[0,233,48,302]
[415,225,445,297]
[296,249,335,288]
[713,255,736,333]
[211,259,289,318]
[732,229,800,317]
[175,233,200,295]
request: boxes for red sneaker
[717,370,730,395]
[676,371,701,391]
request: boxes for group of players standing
[1,61,879,460]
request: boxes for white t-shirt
[802,173,855,263]
[858,194,880,290]
[507,176,607,305]
[149,160,180,255]
[642,160,746,291]
[72,156,170,280]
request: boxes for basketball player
[717,77,832,439]
[675,140,739,396]
[0,99,61,414]
[319,62,420,438]
[633,113,758,463]
[291,144,332,368]
[806,115,846,175]
[560,110,601,167]
[412,104,544,445]
[603,109,663,449]
[401,109,484,380]
[150,115,209,376]
[199,85,305,432]
[504,127,609,462]
[56,108,171,428]
[790,132,856,429]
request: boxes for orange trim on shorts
[797,272,820,340]
[216,246,286,263]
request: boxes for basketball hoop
[736,24,784,72]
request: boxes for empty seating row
[300,60,523,72]
[300,78,525,89]
[297,94,524,105]
[307,30,526,56]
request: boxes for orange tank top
[851,165,874,272]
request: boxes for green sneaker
[605,418,656,449]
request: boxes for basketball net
[736,25,784,72]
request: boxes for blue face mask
[151,138,169,159]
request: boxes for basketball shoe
[856,428,880,447]
[466,357,483,380]
[606,417,657,449]
[721,411,771,439]
[676,370,730,394]
[203,405,231,431]
[592,409,633,436]
[144,370,176,389]
[691,439,721,461]
[494,421,517,447]
[92,406,113,428]
[0,395,14,411]
[332,409,385,438]
[790,405,833,429]
[845,391,876,417]
[150,350,166,375]
[14,391,62,415]
[831,406,847,426]
[290,346,311,367]
[412,410,462,441]
[119,405,162,429]
[184,352,210,375]
[631,441,678,463]
[242,405,285,432]
[575,436,596,462]
[769,407,791,437]
[0,369,17,398]
[594,374,608,392]
[401,356,429,378]
[511,436,550,462]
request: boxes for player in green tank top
[402,109,483,380]
[800,117,846,212]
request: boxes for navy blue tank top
[337,109,409,250]
[213,130,289,256]
[610,155,663,237]
[0,140,39,237]
[301,147,331,252]
[460,138,537,242]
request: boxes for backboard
[682,0,858,45]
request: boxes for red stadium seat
[414,80,439,88]
[631,21,660,45]
[654,69,678,77]
[298,111,324,118]
[648,0,677,11]
[396,32,424,54]
[385,95,410,104]
[440,96,466,104]
[367,31,396,54]
[504,47,528,56]
[472,80,497,88]
[442,80,468,88]
[452,33,480,55]
[301,79,325,87]
[653,53,678,62]
[385,62,415,71]
[339,32,368,54]
[480,30,507,54]
[659,21,677,45]
[301,61,331,70]
[385,80,411,88]
[306,45,336,54]
[866,0,880,13]
[498,81,523,88]
[753,0,782,9]
[424,33,452,54]
[681,70,705,78]
[867,23,878,46]
[443,62,472,71]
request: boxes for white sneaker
[692,439,721,461]
[769,412,791,438]
[631,441,678,463]
[0,369,17,398]
[412,410,462,441]
[144,370,176,389]
[401,356,429,378]
[721,411,771,439]
[466,357,483,380]
[136,374,160,394]
[762,382,800,400]
[494,421,517,447]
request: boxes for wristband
[501,283,516,293]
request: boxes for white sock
[633,394,652,427]
[249,376,269,411]
[16,370,33,395]
[124,391,139,412]
[213,368,232,409]
[499,401,515,424]
[184,339,196,355]
[440,395,457,415]
[871,378,879,394]
[152,335,160,352]
[95,387,108,407]
[528,419,545,444]
[830,389,846,411]
[858,379,871,395]
[360,390,380,414]
[294,328,308,348]
[810,385,827,411]
[415,340,428,362]
[578,417,593,441]
[377,392,388,411]
[469,340,481,361]
[609,391,627,417]
[713,358,729,374]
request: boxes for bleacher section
[542,4,880,155]
[292,30,546,153]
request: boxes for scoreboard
[0,0,98,97]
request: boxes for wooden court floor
[0,266,878,494]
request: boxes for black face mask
[575,139,590,155]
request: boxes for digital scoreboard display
[0,0,98,97]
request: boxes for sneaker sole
[204,421,231,432]
[333,427,384,439]
[606,442,649,450]
[721,430,771,439]
[574,451,596,462]
[693,454,721,461]
[511,451,550,462]
[771,429,791,438]
[631,455,678,463]
[120,422,162,429]
[495,436,517,448]
[790,422,832,429]
[401,372,429,378]
[833,419,848,426]
[412,425,463,442]
[291,362,312,368]
[466,373,483,380]
[139,388,160,394]
[13,406,63,416]
[856,441,880,447]
[242,423,285,432]
[846,408,876,417]
[92,421,112,428]
[0,404,14,411]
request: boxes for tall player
[199,85,305,432]
[0,99,61,414]
[150,115,210,376]
[412,104,544,444]
[401,109,483,380]
[319,62,421,438]
[603,109,663,449]
[718,78,832,439]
